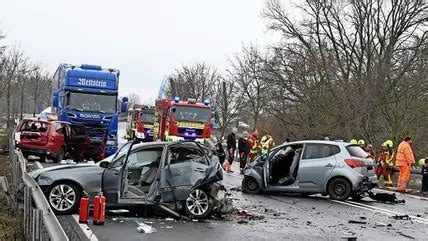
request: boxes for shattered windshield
[66,92,116,113]
[172,106,210,123]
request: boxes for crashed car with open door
[242,140,377,200]
[113,141,225,219]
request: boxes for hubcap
[186,189,209,216]
[335,184,346,196]
[247,178,258,190]
[49,184,76,211]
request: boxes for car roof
[280,140,350,147]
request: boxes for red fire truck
[126,104,155,142]
[154,97,211,142]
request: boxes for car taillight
[345,159,365,168]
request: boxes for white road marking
[331,200,428,225]
[72,214,99,241]
[34,161,43,169]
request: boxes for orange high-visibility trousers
[396,164,411,192]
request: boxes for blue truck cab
[52,64,120,157]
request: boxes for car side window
[169,146,209,165]
[302,144,340,159]
[127,148,163,167]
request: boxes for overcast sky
[0,0,272,103]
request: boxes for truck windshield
[172,106,210,123]
[139,110,154,124]
[67,92,116,113]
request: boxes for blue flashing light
[174,96,180,103]
[81,64,102,70]
[203,99,210,106]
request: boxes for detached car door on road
[298,143,340,192]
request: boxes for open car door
[67,124,88,161]
[158,142,221,202]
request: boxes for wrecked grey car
[29,141,225,219]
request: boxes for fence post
[24,186,31,237]
[32,209,42,241]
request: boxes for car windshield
[172,106,210,123]
[139,110,154,124]
[66,92,116,113]
[346,145,369,158]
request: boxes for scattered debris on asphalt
[368,192,405,204]
[229,187,242,192]
[348,220,367,224]
[109,209,130,214]
[60,159,76,165]
[391,214,411,220]
[375,222,389,227]
[136,222,157,234]
[165,218,174,221]
[237,220,248,224]
[397,231,415,239]
[359,216,367,220]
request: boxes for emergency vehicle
[154,97,211,142]
[126,104,155,142]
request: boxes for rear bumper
[357,177,378,192]
[19,146,50,156]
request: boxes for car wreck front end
[157,148,232,219]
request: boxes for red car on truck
[154,97,211,142]
[14,118,105,162]
[15,118,71,162]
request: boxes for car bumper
[19,146,50,156]
[358,177,378,192]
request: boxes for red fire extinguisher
[78,191,89,224]
[93,192,106,225]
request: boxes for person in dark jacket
[238,131,250,174]
[225,128,237,173]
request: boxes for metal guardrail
[9,139,69,241]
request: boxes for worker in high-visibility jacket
[248,129,260,162]
[395,137,415,192]
[260,133,275,155]
[375,141,394,186]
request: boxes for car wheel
[184,189,213,219]
[242,176,261,194]
[328,177,352,201]
[54,147,65,163]
[46,182,82,215]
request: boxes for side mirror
[52,91,59,108]
[99,161,109,168]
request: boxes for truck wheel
[184,189,213,219]
[54,148,65,163]
[328,177,352,201]
[242,176,261,194]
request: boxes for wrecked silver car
[29,141,226,219]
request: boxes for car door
[298,143,340,192]
[101,154,125,204]
[159,143,211,202]
[101,142,133,203]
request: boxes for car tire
[242,176,261,194]
[328,177,352,201]
[46,182,82,215]
[54,147,65,163]
[184,189,213,219]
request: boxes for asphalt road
[26,122,428,240]
[28,160,428,241]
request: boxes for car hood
[29,163,97,178]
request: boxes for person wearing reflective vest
[395,137,415,192]
[375,141,394,186]
[248,129,260,162]
[260,133,275,155]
